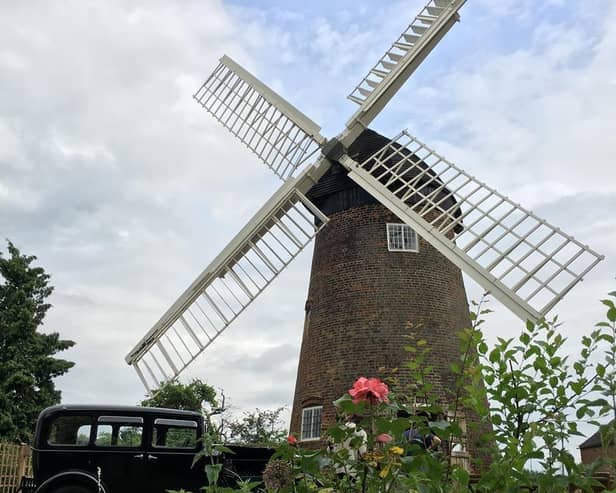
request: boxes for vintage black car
[29,405,273,493]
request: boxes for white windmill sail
[126,161,331,390]
[344,0,466,142]
[194,55,326,180]
[339,131,604,321]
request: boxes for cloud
[404,2,616,206]
[0,0,285,407]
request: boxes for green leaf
[452,466,470,485]
[205,463,223,485]
[573,361,583,376]
[489,348,501,364]
[596,364,606,378]
[333,394,364,415]
[533,357,547,372]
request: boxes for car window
[152,419,198,449]
[95,418,143,448]
[47,415,93,446]
[76,425,92,445]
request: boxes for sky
[1,0,615,454]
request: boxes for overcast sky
[1,0,615,451]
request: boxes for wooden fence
[0,443,31,493]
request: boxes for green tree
[140,379,218,412]
[227,407,287,445]
[141,379,227,444]
[595,291,616,423]
[0,240,75,442]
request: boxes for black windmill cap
[308,128,463,232]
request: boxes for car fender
[35,470,108,493]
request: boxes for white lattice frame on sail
[126,173,330,391]
[345,0,465,133]
[340,131,604,321]
[194,55,325,180]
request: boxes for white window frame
[300,406,322,441]
[386,223,418,252]
[447,411,469,457]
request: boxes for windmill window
[387,223,418,252]
[301,406,322,441]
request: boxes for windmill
[126,0,603,461]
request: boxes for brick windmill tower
[288,129,475,448]
[125,0,603,467]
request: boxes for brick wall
[581,445,616,474]
[289,203,490,468]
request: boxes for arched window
[301,406,322,441]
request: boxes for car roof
[38,404,203,420]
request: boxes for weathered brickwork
[289,203,491,467]
[581,446,616,474]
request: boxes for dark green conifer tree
[0,241,75,442]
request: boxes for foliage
[595,292,616,424]
[226,407,288,446]
[592,291,616,474]
[471,311,604,491]
[170,291,616,492]
[141,378,218,412]
[272,382,460,493]
[169,431,261,493]
[267,292,616,492]
[0,240,75,443]
[140,380,286,447]
[140,378,229,445]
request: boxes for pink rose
[376,433,393,443]
[348,377,390,404]
[287,435,297,446]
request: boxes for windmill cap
[308,128,462,232]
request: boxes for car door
[92,415,148,493]
[145,417,207,493]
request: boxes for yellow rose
[389,446,404,455]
